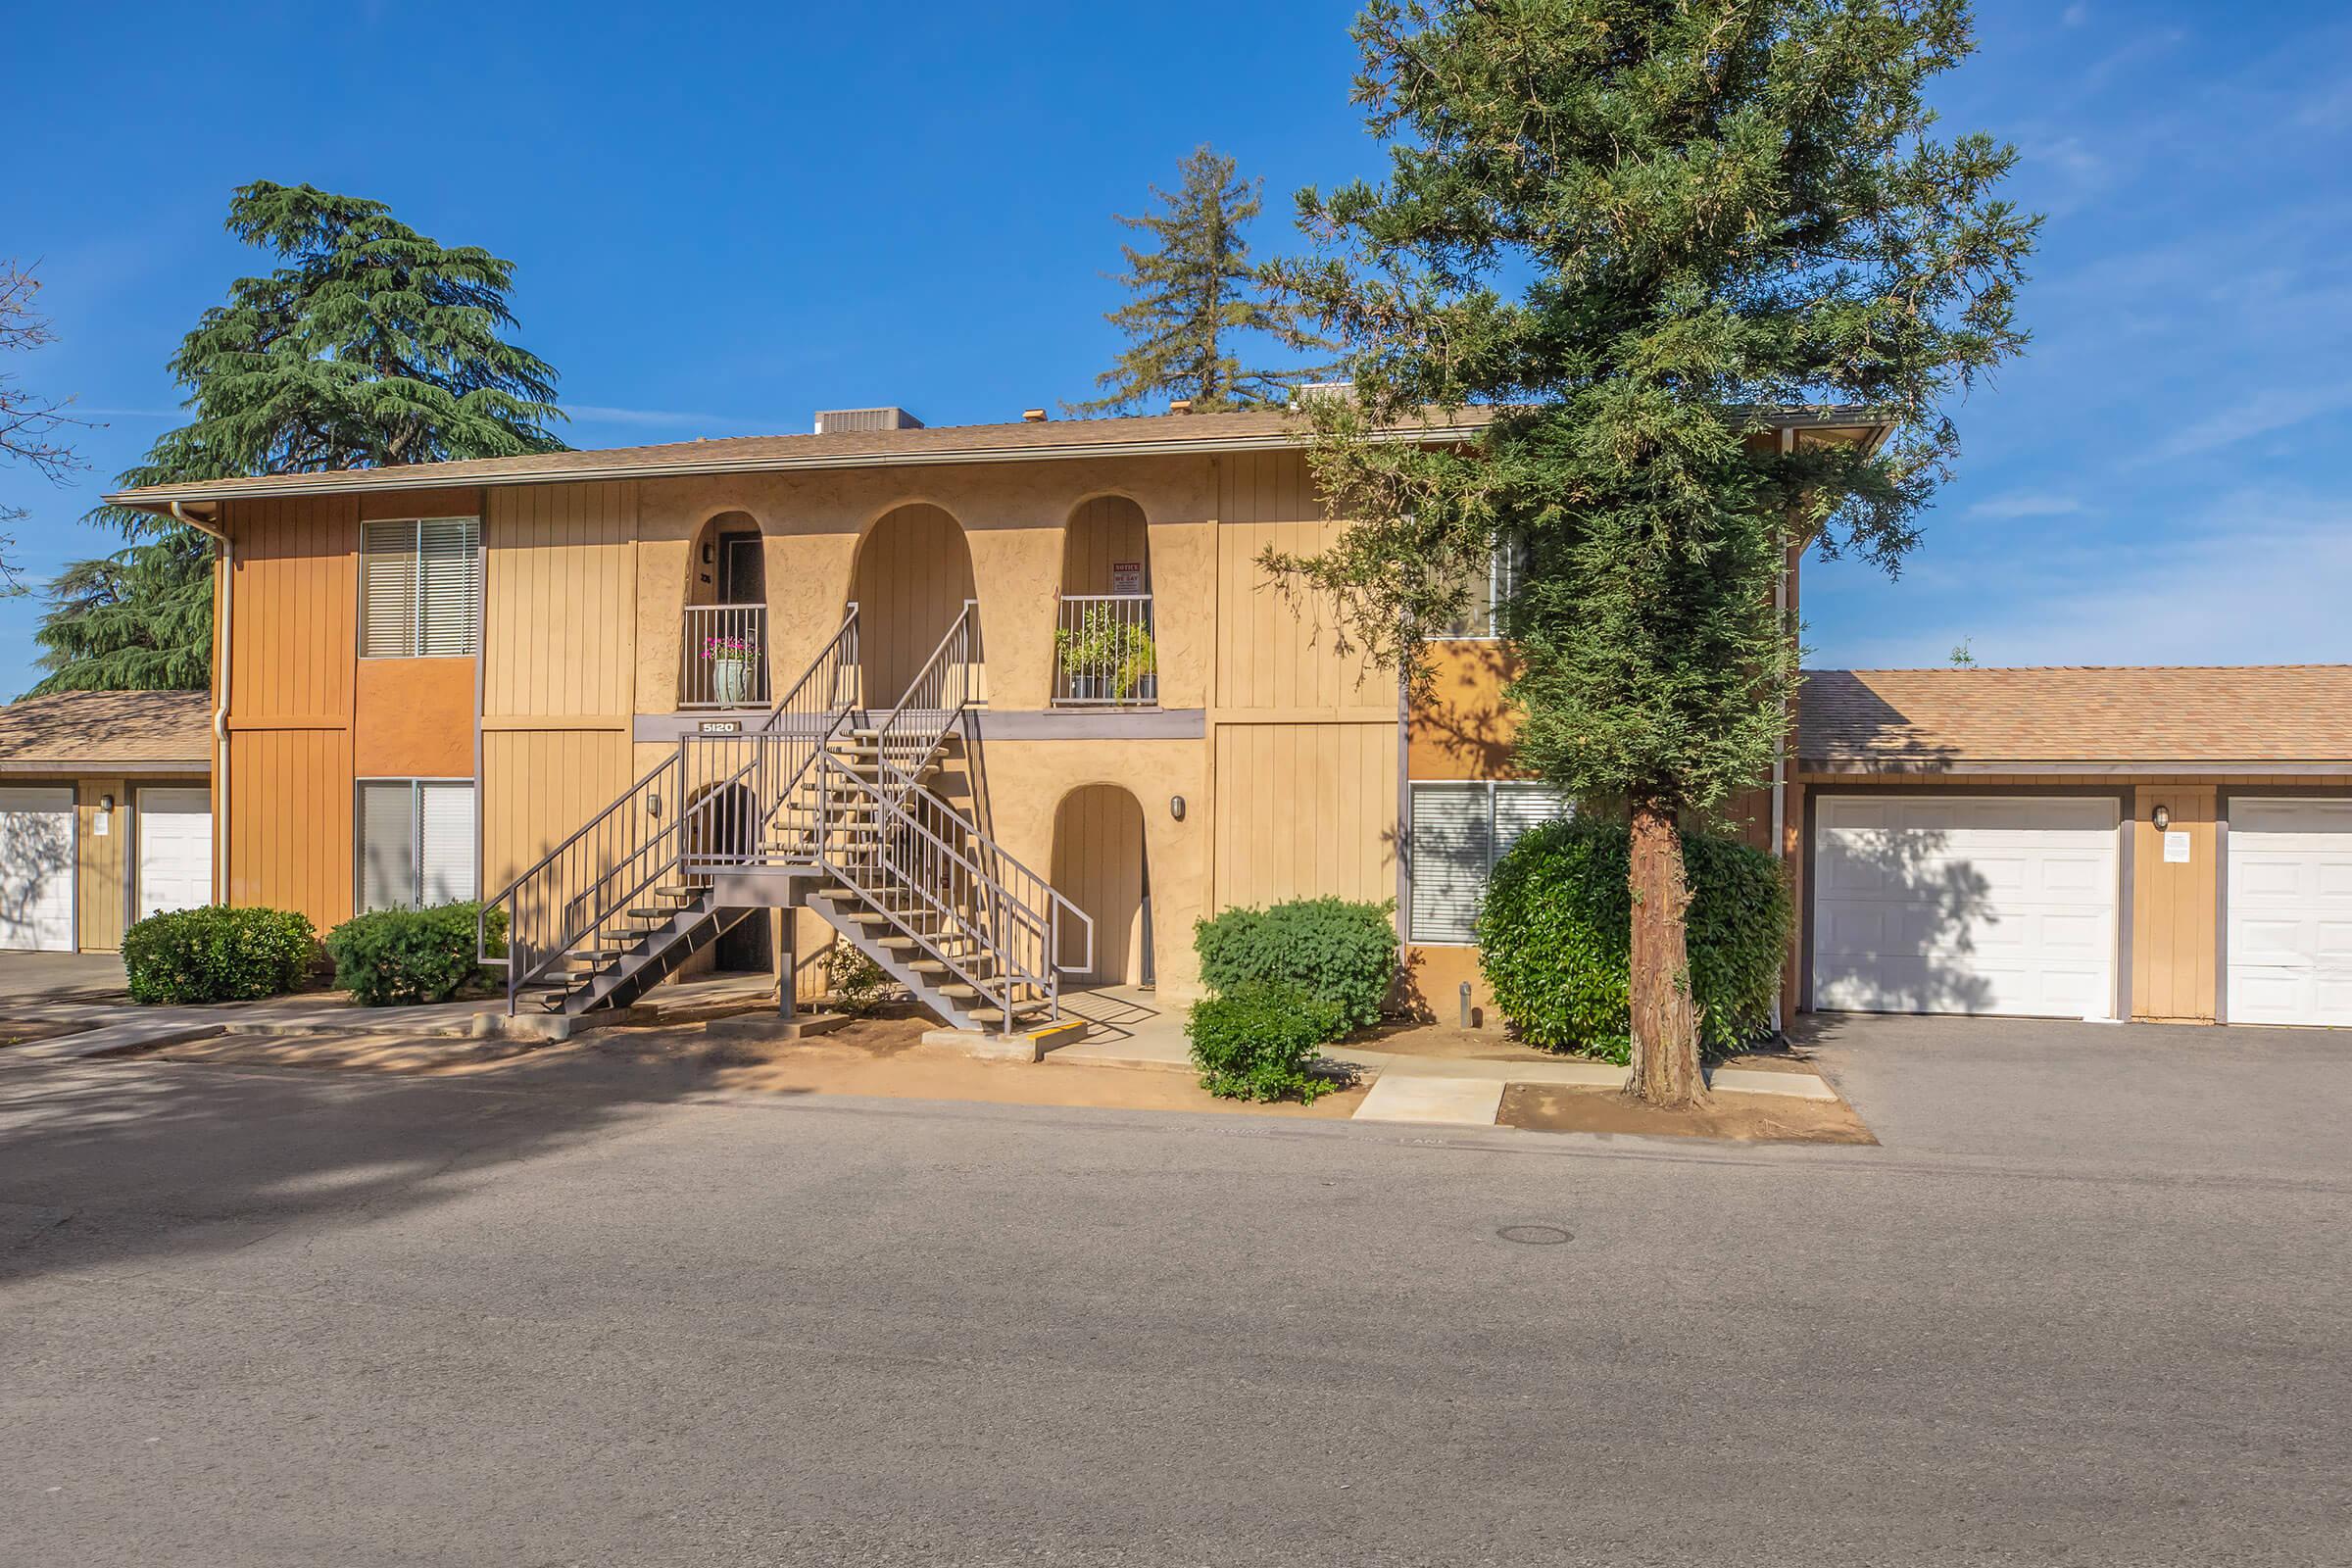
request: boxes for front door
[719,534,764,606]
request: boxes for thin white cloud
[565,405,786,433]
[1831,489,2352,668]
[2152,385,2352,461]
[1969,491,2085,519]
[2062,3,2089,24]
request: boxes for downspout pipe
[172,501,230,904]
[1771,427,1794,1034]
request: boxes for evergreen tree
[32,181,565,693]
[1268,0,2036,1105]
[1066,145,1326,416]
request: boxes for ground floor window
[1407,780,1570,945]
[358,779,476,912]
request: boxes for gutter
[1797,759,2352,778]
[172,501,231,903]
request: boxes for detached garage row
[0,690,213,954]
[1796,665,2352,1028]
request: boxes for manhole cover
[1496,1224,1574,1246]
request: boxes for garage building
[0,690,213,954]
[1796,665,2352,1028]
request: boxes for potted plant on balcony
[704,631,759,706]
[1055,606,1157,704]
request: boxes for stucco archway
[1051,783,1151,985]
[852,503,977,709]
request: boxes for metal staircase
[479,602,1092,1036]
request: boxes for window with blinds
[1407,781,1570,944]
[360,517,480,657]
[358,779,477,911]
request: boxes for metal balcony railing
[680,604,769,708]
[1052,593,1157,708]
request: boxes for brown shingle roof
[1799,665,2352,769]
[104,404,1890,512]
[0,690,212,774]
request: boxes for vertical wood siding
[76,780,127,951]
[227,728,354,925]
[1213,454,1385,713]
[224,496,360,928]
[853,504,975,707]
[1213,720,1397,909]
[482,729,638,894]
[1061,495,1152,594]
[2132,783,2218,1020]
[485,482,639,719]
[1051,783,1149,982]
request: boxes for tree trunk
[1627,797,1708,1109]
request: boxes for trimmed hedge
[123,906,318,1004]
[1193,897,1397,1030]
[1477,818,1791,1063]
[323,902,506,1006]
[1187,982,1348,1102]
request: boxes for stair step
[965,1005,1050,1025]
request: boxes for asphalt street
[3,1014,2345,1566]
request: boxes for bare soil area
[139,1015,1371,1120]
[1360,1019,1830,1078]
[1497,1083,1876,1144]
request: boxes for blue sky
[6,0,2349,696]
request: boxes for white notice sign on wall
[2164,829,2190,863]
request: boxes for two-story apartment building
[105,402,1883,1036]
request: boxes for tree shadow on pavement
[0,1048,704,1287]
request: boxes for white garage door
[2227,797,2352,1027]
[1813,794,2119,1019]
[136,787,214,921]
[0,785,77,952]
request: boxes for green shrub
[1477,819,1791,1063]
[323,902,506,1006]
[1193,897,1398,1030]
[123,906,318,1004]
[1187,981,1348,1102]
[824,942,893,1016]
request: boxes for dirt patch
[138,1016,1369,1120]
[1498,1084,1877,1145]
[1355,1019,1572,1064]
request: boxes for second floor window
[1437,533,1528,639]
[361,516,481,657]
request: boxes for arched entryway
[1055,495,1153,707]
[1051,783,1152,986]
[852,503,977,709]
[681,512,767,708]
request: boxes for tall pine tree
[1269,0,2036,1105]
[33,181,565,693]
[1066,145,1326,416]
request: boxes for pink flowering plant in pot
[704,632,759,705]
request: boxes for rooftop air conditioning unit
[813,407,926,435]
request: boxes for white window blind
[358,779,477,910]
[418,782,476,905]
[359,781,418,913]
[360,517,480,657]
[1408,781,1571,944]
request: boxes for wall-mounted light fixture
[2152,804,2171,831]
[1169,795,1186,822]
[99,793,116,813]
[648,795,663,819]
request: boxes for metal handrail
[479,607,861,1013]
[866,755,1094,979]
[811,752,1079,1032]
[868,600,975,790]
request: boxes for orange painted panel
[354,658,475,779]
[226,726,354,930]
[1408,639,1524,780]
